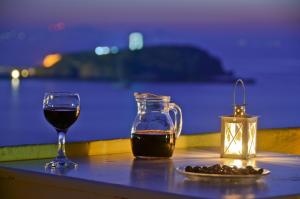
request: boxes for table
[1,148,300,198]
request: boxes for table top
[1,148,300,198]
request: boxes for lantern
[220,79,258,159]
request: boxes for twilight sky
[1,0,300,28]
[0,0,299,66]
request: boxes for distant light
[21,69,29,78]
[11,69,20,79]
[43,53,62,68]
[110,46,119,54]
[95,46,110,56]
[48,22,65,32]
[129,32,143,51]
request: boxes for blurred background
[0,0,300,146]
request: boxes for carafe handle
[169,103,183,138]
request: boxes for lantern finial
[233,79,246,117]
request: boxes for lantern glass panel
[224,122,243,155]
[248,122,257,155]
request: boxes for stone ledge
[0,127,299,162]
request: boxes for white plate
[176,166,270,184]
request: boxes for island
[34,45,241,83]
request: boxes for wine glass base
[45,157,78,170]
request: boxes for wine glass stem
[57,132,67,159]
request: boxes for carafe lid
[134,92,170,102]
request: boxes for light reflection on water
[11,78,20,91]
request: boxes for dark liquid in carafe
[131,130,176,158]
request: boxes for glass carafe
[131,92,183,158]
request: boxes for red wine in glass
[43,92,80,169]
[44,107,80,132]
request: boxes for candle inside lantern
[224,122,243,155]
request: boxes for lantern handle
[233,79,246,106]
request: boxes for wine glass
[43,92,80,169]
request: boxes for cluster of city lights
[95,32,144,56]
[9,32,145,84]
[10,68,35,90]
[94,46,119,56]
[10,68,35,79]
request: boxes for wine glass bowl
[43,92,80,169]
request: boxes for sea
[1,56,300,146]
